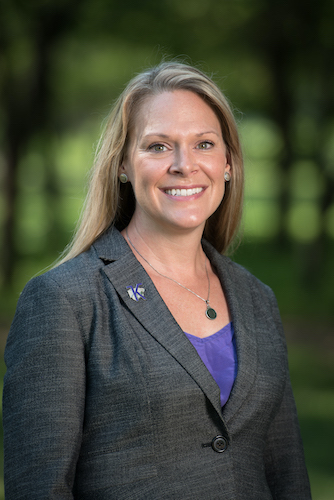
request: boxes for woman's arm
[3,274,86,500]
[264,289,311,499]
[264,374,311,499]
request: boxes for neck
[123,220,206,278]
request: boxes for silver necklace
[126,229,217,320]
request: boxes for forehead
[131,90,221,137]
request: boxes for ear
[118,163,127,176]
[225,144,231,168]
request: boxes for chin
[165,218,207,232]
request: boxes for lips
[164,187,204,196]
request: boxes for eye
[148,143,167,152]
[197,141,214,150]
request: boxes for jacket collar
[93,226,257,426]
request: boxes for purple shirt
[184,322,237,407]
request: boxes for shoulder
[203,240,281,320]
[228,258,281,320]
[204,240,274,298]
[21,226,127,303]
[228,258,275,300]
[13,227,130,335]
[20,246,101,307]
[9,244,108,352]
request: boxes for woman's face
[121,90,230,236]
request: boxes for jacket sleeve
[264,375,312,499]
[264,290,312,499]
[3,274,86,500]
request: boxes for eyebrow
[142,130,220,139]
[196,131,220,137]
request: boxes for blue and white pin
[126,283,146,302]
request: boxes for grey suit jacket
[3,227,311,499]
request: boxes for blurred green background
[0,0,334,498]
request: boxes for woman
[3,62,311,499]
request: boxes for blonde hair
[59,62,244,264]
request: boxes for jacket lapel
[94,228,258,426]
[203,242,258,423]
[94,228,223,419]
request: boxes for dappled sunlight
[243,200,280,238]
[241,117,334,242]
[287,202,322,242]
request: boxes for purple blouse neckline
[184,322,233,341]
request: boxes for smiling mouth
[164,187,204,196]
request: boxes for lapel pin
[126,283,146,302]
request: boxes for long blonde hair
[58,62,244,264]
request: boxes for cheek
[212,161,226,184]
[131,159,165,188]
[129,168,156,202]
[214,169,227,202]
[132,170,151,190]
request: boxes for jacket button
[211,435,228,453]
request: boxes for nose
[169,146,198,176]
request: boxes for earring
[224,172,231,182]
[119,173,128,184]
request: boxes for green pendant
[206,307,217,320]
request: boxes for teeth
[165,187,203,196]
